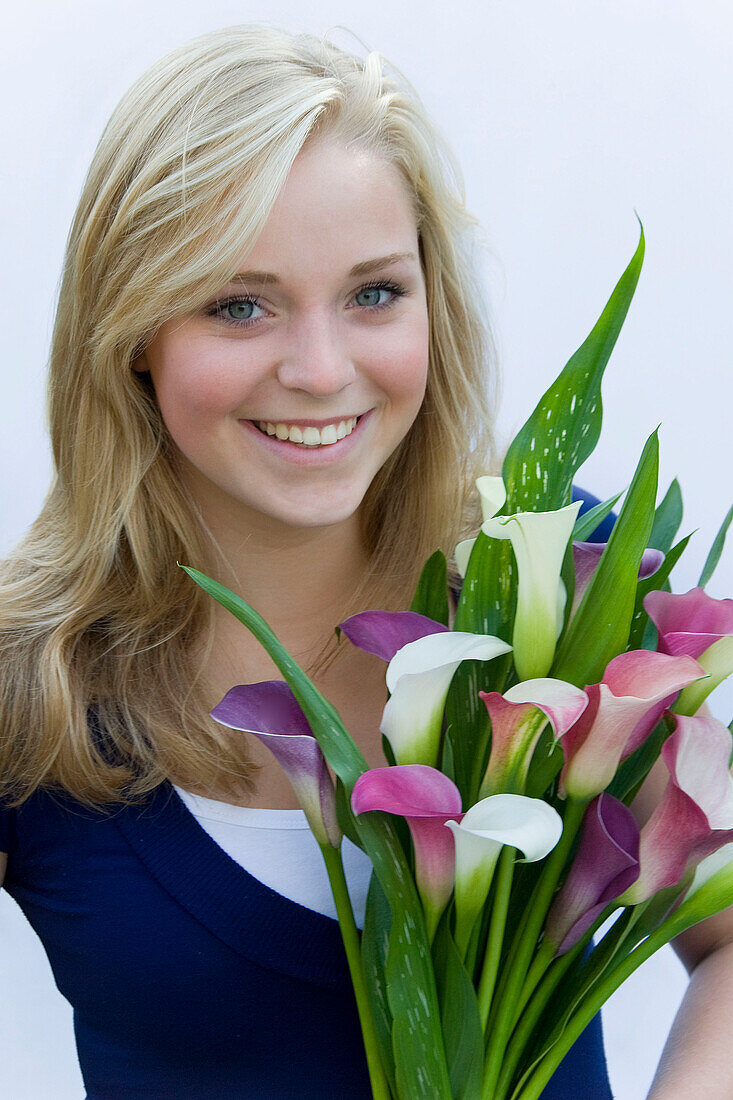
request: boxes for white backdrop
[1,2,731,1097]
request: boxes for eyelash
[207,279,407,328]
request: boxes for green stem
[494,906,627,1100]
[511,896,713,1100]
[321,844,392,1100]
[477,847,515,1031]
[514,938,555,1022]
[481,798,587,1100]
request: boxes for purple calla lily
[478,678,589,796]
[211,681,341,848]
[351,764,463,942]
[544,793,640,954]
[571,543,664,618]
[620,713,733,905]
[559,649,706,800]
[644,587,733,715]
[338,610,449,661]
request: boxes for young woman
[0,24,730,1099]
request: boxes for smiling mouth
[251,416,363,447]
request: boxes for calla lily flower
[544,794,640,954]
[210,681,341,848]
[685,841,733,900]
[644,586,733,658]
[445,794,562,955]
[571,543,664,618]
[620,713,733,905]
[340,610,512,768]
[476,475,507,521]
[351,764,463,942]
[645,587,733,714]
[481,501,582,680]
[560,650,706,800]
[337,609,448,660]
[454,475,507,576]
[478,678,589,796]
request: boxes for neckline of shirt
[172,785,312,830]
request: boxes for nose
[275,313,356,397]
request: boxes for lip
[238,408,374,466]
[248,414,365,429]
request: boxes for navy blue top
[0,487,614,1099]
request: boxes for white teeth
[255,417,359,446]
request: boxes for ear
[131,350,149,374]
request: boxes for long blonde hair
[0,24,499,809]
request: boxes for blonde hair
[0,24,499,809]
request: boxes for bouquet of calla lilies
[183,223,733,1100]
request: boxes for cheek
[389,318,430,411]
[151,356,241,437]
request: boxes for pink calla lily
[210,681,341,848]
[340,609,512,767]
[644,586,733,658]
[351,764,463,942]
[478,678,589,796]
[620,713,733,905]
[559,649,706,800]
[571,542,664,617]
[643,588,733,716]
[544,793,640,954]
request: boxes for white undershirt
[173,785,374,929]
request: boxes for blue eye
[352,280,405,312]
[355,286,389,308]
[212,298,266,325]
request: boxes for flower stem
[477,846,515,1031]
[321,843,392,1100]
[481,797,587,1099]
[510,917,682,1100]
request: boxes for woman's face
[138,138,430,534]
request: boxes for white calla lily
[453,477,507,578]
[482,500,582,679]
[454,537,477,579]
[381,631,512,768]
[476,475,507,522]
[446,794,563,954]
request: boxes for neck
[187,483,371,682]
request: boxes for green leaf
[502,222,645,514]
[432,917,484,1100]
[411,549,450,625]
[361,873,397,1097]
[571,491,623,543]
[181,566,452,1098]
[525,723,564,799]
[449,533,515,802]
[649,479,683,553]
[335,777,365,850]
[551,428,659,687]
[454,531,516,640]
[699,504,733,588]
[627,532,693,651]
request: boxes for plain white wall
[0,2,730,1097]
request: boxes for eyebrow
[228,251,418,285]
